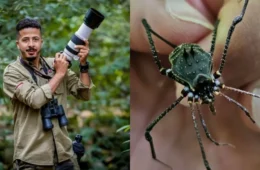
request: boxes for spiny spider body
[142,0,259,170]
[167,44,216,104]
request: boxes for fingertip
[55,53,60,58]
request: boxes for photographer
[3,18,93,169]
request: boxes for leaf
[122,140,130,144]
[116,125,130,133]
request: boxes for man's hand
[54,53,69,77]
[75,39,90,65]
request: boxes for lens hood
[84,8,105,29]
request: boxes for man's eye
[22,39,29,42]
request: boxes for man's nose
[28,40,35,46]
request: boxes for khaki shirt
[3,57,93,166]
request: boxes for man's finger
[79,49,89,54]
[61,54,68,61]
[55,52,61,58]
[77,53,86,57]
[75,45,87,50]
[84,39,89,45]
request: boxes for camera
[72,134,85,163]
[41,98,68,131]
[63,8,105,61]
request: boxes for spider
[142,0,259,169]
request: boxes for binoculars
[41,98,68,131]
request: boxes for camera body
[41,98,68,131]
[73,134,85,163]
[63,8,105,61]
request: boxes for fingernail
[251,80,260,126]
[165,0,214,30]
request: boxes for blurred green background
[0,0,129,170]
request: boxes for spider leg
[209,20,220,57]
[142,19,172,75]
[209,103,217,115]
[214,0,249,78]
[142,19,172,78]
[196,104,235,148]
[142,19,177,49]
[189,102,211,170]
[223,85,260,98]
[219,92,255,123]
[145,95,184,159]
[142,19,184,83]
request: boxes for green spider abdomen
[169,43,212,90]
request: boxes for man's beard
[26,56,37,62]
[21,47,39,62]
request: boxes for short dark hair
[16,18,42,38]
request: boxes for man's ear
[16,40,20,50]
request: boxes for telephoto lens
[63,8,105,61]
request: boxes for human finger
[60,54,69,62]
[84,39,89,46]
[75,45,88,50]
[78,49,89,54]
[55,52,61,58]
[130,0,219,54]
[177,0,260,106]
[209,0,260,88]
[78,52,89,59]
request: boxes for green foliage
[116,125,130,133]
[117,125,130,154]
[0,0,129,169]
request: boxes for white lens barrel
[75,23,93,41]
[64,47,77,61]
[63,24,93,61]
[63,8,104,61]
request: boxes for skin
[131,0,260,170]
[16,28,91,94]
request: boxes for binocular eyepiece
[63,8,105,61]
[41,99,68,131]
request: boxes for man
[3,18,93,169]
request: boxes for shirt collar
[18,56,44,70]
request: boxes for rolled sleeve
[66,69,94,100]
[78,78,95,89]
[77,79,95,100]
[40,84,53,99]
[3,66,52,109]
